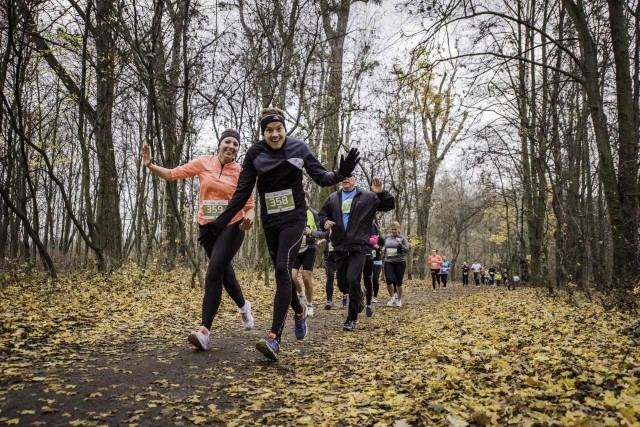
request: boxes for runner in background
[383,222,409,307]
[461,262,470,286]
[440,256,451,289]
[428,249,443,292]
[319,176,395,331]
[291,193,323,316]
[471,260,482,287]
[371,222,383,303]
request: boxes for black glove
[337,147,361,178]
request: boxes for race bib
[386,248,398,257]
[431,262,438,268]
[202,200,228,220]
[463,272,468,276]
[301,235,307,247]
[373,260,383,266]
[265,189,295,214]
[328,242,334,252]
[341,199,352,214]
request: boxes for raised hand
[337,147,361,178]
[371,177,383,194]
[142,144,152,168]
[239,217,253,231]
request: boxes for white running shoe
[386,296,396,307]
[240,300,254,330]
[306,304,315,317]
[188,326,209,350]
[396,299,403,308]
[372,296,378,303]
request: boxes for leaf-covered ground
[1,265,639,426]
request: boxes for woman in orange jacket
[427,249,443,291]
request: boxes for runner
[381,222,409,307]
[371,222,383,303]
[488,265,497,286]
[480,266,487,285]
[461,261,470,286]
[319,175,395,331]
[495,270,503,286]
[322,236,336,309]
[440,256,451,289]
[471,260,482,286]
[291,193,323,316]
[428,249,443,291]
[360,222,379,317]
[209,108,360,360]
[141,129,255,351]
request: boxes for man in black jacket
[319,175,395,331]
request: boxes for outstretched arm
[371,177,395,212]
[142,144,172,181]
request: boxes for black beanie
[260,114,286,134]
[219,129,240,145]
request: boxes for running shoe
[372,296,378,303]
[256,333,280,361]
[325,300,333,310]
[366,305,373,317]
[306,303,315,317]
[342,294,349,307]
[343,320,356,331]
[298,294,307,304]
[188,326,209,350]
[396,299,403,308]
[386,295,396,306]
[294,305,308,340]
[240,300,254,330]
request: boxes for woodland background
[1,0,640,307]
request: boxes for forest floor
[0,266,639,426]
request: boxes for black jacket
[318,187,395,252]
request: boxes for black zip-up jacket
[318,187,395,252]
[213,136,343,231]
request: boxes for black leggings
[431,269,441,289]
[373,262,382,297]
[335,250,367,322]
[441,273,449,287]
[264,220,306,340]
[384,261,406,289]
[324,254,336,301]
[462,272,469,286]
[360,257,374,305]
[198,221,246,330]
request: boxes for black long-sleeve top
[214,136,343,230]
[318,187,395,252]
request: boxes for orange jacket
[170,155,254,225]
[427,254,443,270]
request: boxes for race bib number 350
[265,189,295,214]
[202,200,228,220]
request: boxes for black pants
[385,261,406,288]
[441,273,449,287]
[431,269,441,289]
[198,221,246,330]
[462,272,469,286]
[335,250,367,322]
[263,220,306,341]
[361,257,374,305]
[324,253,336,301]
[473,272,480,285]
[373,262,382,297]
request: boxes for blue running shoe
[294,304,308,340]
[341,294,349,307]
[343,320,356,331]
[366,305,373,317]
[256,334,279,361]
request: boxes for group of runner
[143,108,405,361]
[143,107,520,361]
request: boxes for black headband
[219,129,240,145]
[260,114,286,134]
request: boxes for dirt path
[0,284,483,425]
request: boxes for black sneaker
[343,320,356,332]
[366,305,373,317]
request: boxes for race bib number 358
[265,189,295,214]
[202,200,228,220]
